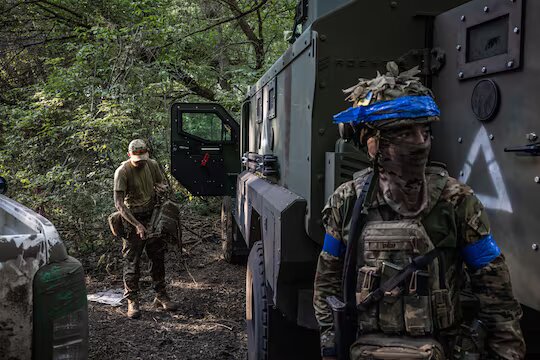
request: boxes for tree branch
[220,0,265,69]
[161,0,268,49]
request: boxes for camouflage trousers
[122,211,166,300]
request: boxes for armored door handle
[504,142,540,156]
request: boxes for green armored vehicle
[0,177,89,359]
[171,0,540,358]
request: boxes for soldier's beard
[377,138,431,217]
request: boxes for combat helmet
[334,62,440,145]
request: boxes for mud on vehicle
[0,176,89,359]
[171,0,540,358]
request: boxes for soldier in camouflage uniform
[114,139,179,319]
[313,63,525,359]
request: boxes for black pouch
[356,266,379,332]
[379,261,405,333]
[404,271,433,336]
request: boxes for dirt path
[85,213,247,360]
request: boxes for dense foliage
[0,0,295,255]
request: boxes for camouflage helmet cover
[340,62,440,132]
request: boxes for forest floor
[84,212,248,360]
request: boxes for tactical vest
[350,166,462,358]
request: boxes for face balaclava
[376,130,431,217]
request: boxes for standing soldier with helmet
[313,63,525,359]
[113,139,179,319]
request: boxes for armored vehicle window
[467,15,509,63]
[181,112,231,142]
[256,93,263,123]
[268,78,277,120]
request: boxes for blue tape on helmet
[333,95,440,124]
[323,233,345,258]
[462,234,501,270]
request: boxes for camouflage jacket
[313,166,526,359]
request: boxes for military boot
[127,299,141,319]
[153,292,179,311]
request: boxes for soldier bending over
[114,139,179,319]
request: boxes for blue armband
[462,234,501,270]
[323,233,346,258]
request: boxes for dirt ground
[85,212,247,360]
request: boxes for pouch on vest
[108,211,125,238]
[356,266,379,332]
[350,334,445,360]
[433,289,454,330]
[379,261,404,333]
[404,270,433,336]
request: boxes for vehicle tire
[221,196,247,264]
[246,241,268,360]
[246,241,321,360]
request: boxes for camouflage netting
[342,62,439,133]
[343,61,433,105]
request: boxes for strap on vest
[357,247,441,312]
[330,170,377,360]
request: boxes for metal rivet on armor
[319,128,325,135]
[458,71,464,78]
[456,45,462,51]
[526,133,538,142]
[460,15,466,21]
[489,134,494,140]
[390,1,398,8]
[482,66,487,73]
[458,137,463,143]
[320,34,327,41]
[484,6,489,12]
[532,244,539,251]
[319,81,327,88]
[535,176,540,183]
[507,60,514,68]
[514,27,520,34]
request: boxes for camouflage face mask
[377,135,431,217]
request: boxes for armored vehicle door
[430,0,540,346]
[170,103,240,196]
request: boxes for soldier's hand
[155,183,169,196]
[135,224,147,239]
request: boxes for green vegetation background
[0,0,295,256]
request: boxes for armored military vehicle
[171,0,540,358]
[0,177,89,359]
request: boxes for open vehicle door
[170,103,240,196]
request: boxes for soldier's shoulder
[325,180,357,213]
[326,167,373,208]
[440,175,474,206]
[114,161,129,175]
